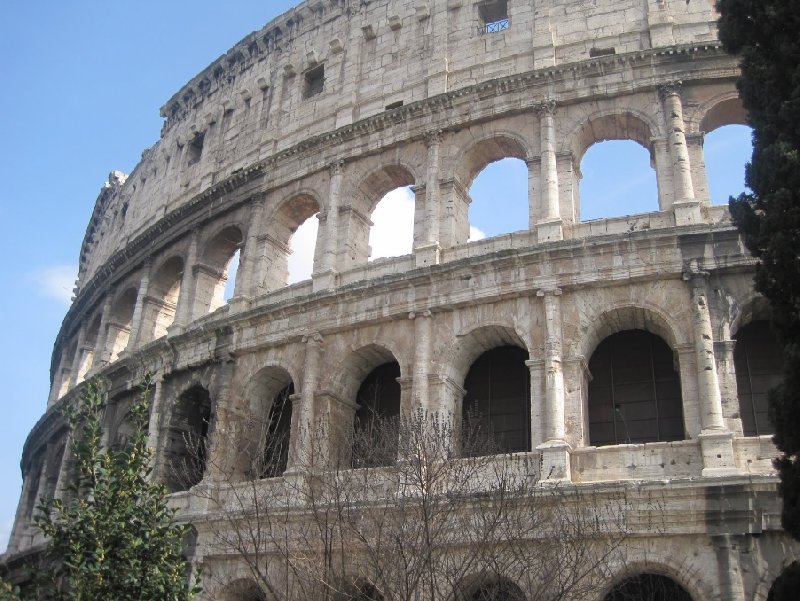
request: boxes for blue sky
[0,1,751,552]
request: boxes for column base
[414,242,441,268]
[673,199,703,226]
[312,269,338,293]
[537,440,572,482]
[536,218,563,243]
[699,429,739,477]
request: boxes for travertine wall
[6,1,798,599]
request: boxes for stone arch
[238,364,296,479]
[79,311,103,378]
[163,384,212,492]
[215,578,266,601]
[456,574,527,601]
[107,285,139,362]
[597,562,704,601]
[453,132,531,190]
[338,577,384,601]
[441,324,530,387]
[195,224,244,315]
[261,191,322,290]
[568,109,657,165]
[144,254,184,341]
[696,93,748,134]
[729,294,772,340]
[332,343,403,407]
[342,163,418,267]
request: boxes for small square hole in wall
[303,64,325,99]
[479,0,509,34]
[188,133,204,166]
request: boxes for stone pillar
[411,310,433,413]
[53,439,74,502]
[526,359,546,450]
[685,270,737,476]
[536,101,563,242]
[536,288,571,481]
[714,534,746,601]
[526,157,542,228]
[48,348,72,407]
[229,198,265,312]
[8,469,37,552]
[170,230,199,333]
[204,360,236,484]
[715,338,743,434]
[660,83,701,225]
[147,375,170,484]
[92,294,114,369]
[651,136,675,211]
[429,376,465,456]
[68,325,87,388]
[686,132,710,205]
[415,131,442,267]
[288,333,323,471]
[128,260,153,349]
[316,390,359,468]
[314,160,344,291]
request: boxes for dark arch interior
[353,361,401,467]
[463,345,530,455]
[256,382,294,478]
[604,573,692,601]
[165,385,212,492]
[588,330,683,446]
[734,320,782,436]
[468,579,526,601]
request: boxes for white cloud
[369,187,415,260]
[29,264,77,306]
[469,225,486,241]
[288,217,319,284]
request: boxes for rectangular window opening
[589,47,616,58]
[479,0,509,34]
[385,100,404,110]
[303,64,325,99]
[188,133,204,166]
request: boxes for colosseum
[3,0,798,599]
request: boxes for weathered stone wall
[6,1,799,599]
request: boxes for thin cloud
[29,265,76,306]
[469,225,487,241]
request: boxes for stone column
[128,260,153,349]
[48,348,71,407]
[715,338,743,434]
[288,333,323,471]
[685,269,737,476]
[536,288,572,481]
[536,101,563,242]
[526,157,542,228]
[526,359,546,450]
[229,198,265,313]
[68,325,87,388]
[170,230,199,333]
[314,160,344,292]
[686,132,710,205]
[146,375,170,484]
[660,83,701,225]
[411,310,433,413]
[92,294,114,369]
[714,534,746,601]
[415,131,442,267]
[650,137,674,211]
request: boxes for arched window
[604,573,692,601]
[369,186,415,260]
[469,158,528,240]
[198,225,243,314]
[703,124,753,205]
[288,215,319,284]
[165,385,212,492]
[580,140,658,221]
[146,256,184,341]
[588,330,683,446]
[463,345,530,455]
[257,383,294,478]
[108,287,138,361]
[353,362,401,467]
[468,579,526,601]
[734,321,782,436]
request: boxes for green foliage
[717,0,800,540]
[30,375,200,601]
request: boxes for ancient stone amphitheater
[4,0,798,599]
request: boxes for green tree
[717,0,800,537]
[30,375,200,600]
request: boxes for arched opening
[466,579,526,601]
[588,330,684,446]
[164,385,212,492]
[734,320,782,436]
[462,345,530,455]
[703,124,753,205]
[107,287,138,362]
[580,140,659,220]
[353,361,401,467]
[146,256,184,341]
[79,313,102,379]
[604,573,692,601]
[241,367,296,479]
[218,578,267,601]
[469,158,527,240]
[369,186,415,260]
[197,225,243,314]
[288,215,319,284]
[339,579,384,601]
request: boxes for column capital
[536,99,557,116]
[329,159,345,176]
[409,309,432,320]
[424,129,443,146]
[302,332,324,345]
[658,81,683,101]
[536,287,562,297]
